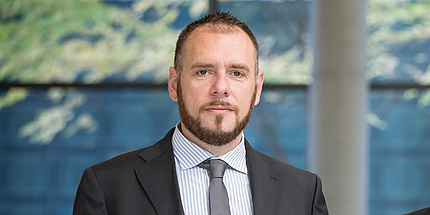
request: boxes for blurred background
[0,0,429,214]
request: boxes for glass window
[367,0,430,84]
[1,0,430,214]
[0,87,307,214]
[370,89,430,214]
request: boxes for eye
[232,71,243,77]
[198,70,208,76]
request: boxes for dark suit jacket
[405,207,430,215]
[73,128,328,215]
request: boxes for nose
[210,73,230,97]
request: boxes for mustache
[199,101,238,113]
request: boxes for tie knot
[199,159,228,179]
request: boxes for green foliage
[261,46,312,84]
[367,0,430,83]
[0,0,207,143]
[367,0,430,127]
[0,87,28,109]
[0,0,181,84]
[18,88,89,144]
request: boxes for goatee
[177,82,256,146]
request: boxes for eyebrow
[230,64,250,72]
[190,63,214,71]
[189,63,250,72]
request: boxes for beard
[177,81,256,146]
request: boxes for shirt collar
[172,123,248,174]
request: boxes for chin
[205,122,236,132]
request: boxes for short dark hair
[174,11,259,76]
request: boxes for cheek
[184,83,210,103]
[181,90,203,114]
[236,88,256,110]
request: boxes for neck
[179,122,242,157]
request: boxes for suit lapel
[133,131,283,215]
[246,140,282,215]
[134,129,185,215]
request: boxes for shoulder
[405,207,430,215]
[246,142,321,189]
[255,149,319,180]
[245,141,328,213]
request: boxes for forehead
[182,26,256,68]
[185,24,252,47]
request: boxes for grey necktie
[199,159,231,215]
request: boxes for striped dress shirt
[172,125,254,215]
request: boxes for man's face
[168,27,264,146]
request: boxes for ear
[168,67,178,102]
[254,70,264,106]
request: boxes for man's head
[168,12,264,148]
[174,12,259,78]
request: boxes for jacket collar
[135,128,185,215]
[246,140,282,215]
[134,129,283,215]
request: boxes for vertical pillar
[309,0,368,214]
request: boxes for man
[73,12,328,215]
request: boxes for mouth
[200,101,237,114]
[205,105,234,113]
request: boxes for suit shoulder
[255,150,319,180]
